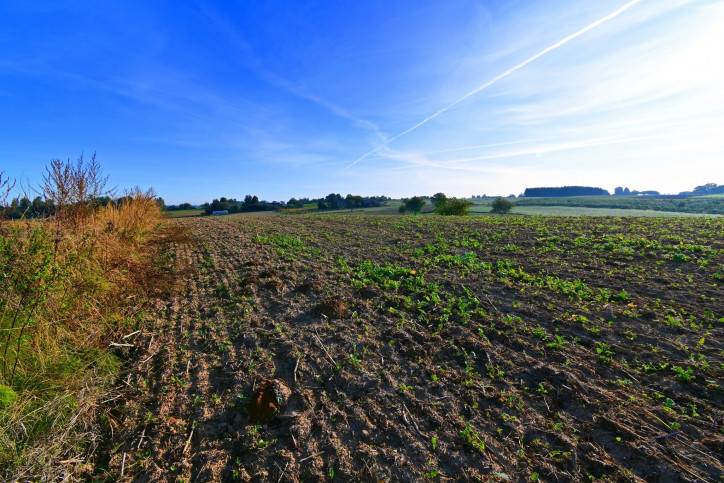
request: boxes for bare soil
[98,215,723,482]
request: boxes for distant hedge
[523,186,611,197]
[514,196,724,214]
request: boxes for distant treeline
[203,195,280,215]
[2,195,151,219]
[315,194,389,210]
[177,193,391,215]
[614,187,660,196]
[685,183,724,196]
[523,186,610,197]
[165,202,196,211]
[514,196,724,214]
[522,183,724,199]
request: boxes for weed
[672,366,694,382]
[460,423,486,452]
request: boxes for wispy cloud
[193,2,387,145]
[343,0,643,171]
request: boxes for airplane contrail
[342,0,643,171]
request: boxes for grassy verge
[0,163,182,479]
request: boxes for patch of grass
[0,385,17,408]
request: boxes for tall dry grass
[0,158,178,479]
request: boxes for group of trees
[195,193,391,215]
[398,193,476,216]
[2,193,161,220]
[614,187,660,196]
[316,194,389,211]
[203,195,281,215]
[2,196,57,219]
[397,193,513,216]
[165,202,195,211]
[691,183,724,195]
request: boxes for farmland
[101,215,723,481]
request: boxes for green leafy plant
[460,423,486,452]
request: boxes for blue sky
[1,0,722,204]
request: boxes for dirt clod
[248,379,291,424]
[317,298,347,319]
[239,275,260,286]
[259,269,281,278]
[296,280,322,294]
[264,279,283,291]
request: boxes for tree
[401,196,426,215]
[345,194,364,210]
[693,183,724,195]
[325,193,342,210]
[206,198,230,214]
[490,197,513,214]
[431,192,447,208]
[287,197,304,208]
[435,197,473,216]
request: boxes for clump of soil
[248,379,291,424]
[239,275,260,286]
[264,279,283,291]
[259,269,281,278]
[317,298,347,319]
[295,280,322,294]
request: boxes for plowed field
[100,215,723,482]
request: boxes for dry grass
[0,161,182,480]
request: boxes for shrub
[435,197,473,216]
[490,197,513,214]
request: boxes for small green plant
[533,325,548,340]
[546,334,567,350]
[424,469,439,478]
[0,385,17,408]
[672,366,694,382]
[596,342,614,365]
[460,423,486,452]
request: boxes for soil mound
[248,379,291,424]
[317,298,347,319]
[259,269,281,278]
[296,280,322,294]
